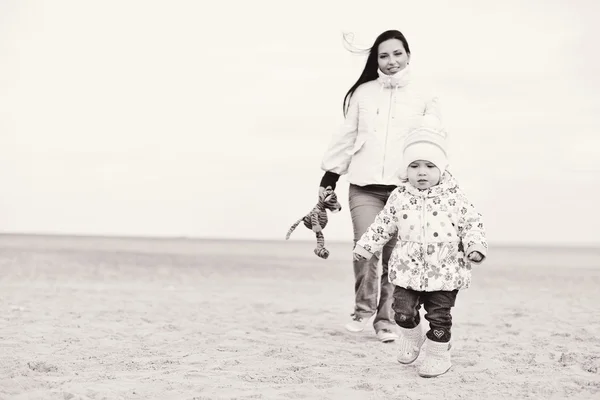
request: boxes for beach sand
[1,235,599,399]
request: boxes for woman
[320,30,443,342]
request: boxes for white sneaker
[344,313,373,332]
[418,339,452,378]
[397,325,426,364]
[376,328,399,343]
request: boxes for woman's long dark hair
[342,30,411,116]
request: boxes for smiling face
[406,160,441,190]
[377,38,410,75]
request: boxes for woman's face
[377,39,410,75]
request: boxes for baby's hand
[468,251,483,262]
[353,253,367,262]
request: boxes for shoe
[344,313,372,332]
[397,324,426,364]
[418,339,452,378]
[376,328,399,343]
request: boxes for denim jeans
[349,183,397,332]
[392,286,459,343]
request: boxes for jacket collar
[377,65,411,89]
[403,171,459,198]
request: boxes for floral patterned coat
[354,172,488,292]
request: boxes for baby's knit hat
[399,126,449,179]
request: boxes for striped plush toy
[285,186,342,259]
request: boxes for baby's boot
[396,324,426,364]
[418,339,452,378]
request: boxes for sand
[1,234,599,400]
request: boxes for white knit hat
[399,127,448,179]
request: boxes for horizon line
[0,231,599,252]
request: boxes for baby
[353,127,488,377]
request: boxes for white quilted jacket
[321,66,443,186]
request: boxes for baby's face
[407,160,441,190]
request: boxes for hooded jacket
[354,173,488,292]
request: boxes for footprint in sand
[27,361,58,373]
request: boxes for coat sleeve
[456,191,488,263]
[320,90,360,175]
[354,189,402,259]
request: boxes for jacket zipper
[381,89,394,180]
[421,194,428,289]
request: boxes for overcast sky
[1,0,599,246]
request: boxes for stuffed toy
[285,186,342,259]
